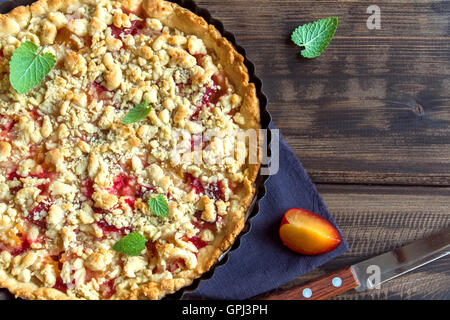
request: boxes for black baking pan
[0,0,272,300]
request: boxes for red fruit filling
[193,54,205,67]
[97,219,131,235]
[1,117,16,132]
[189,211,223,250]
[89,81,112,103]
[228,108,239,117]
[29,170,55,180]
[92,206,107,215]
[6,168,55,195]
[190,86,217,120]
[185,174,225,200]
[10,238,31,256]
[190,74,228,120]
[9,185,22,195]
[110,173,136,197]
[167,258,186,272]
[110,20,146,39]
[186,173,204,194]
[209,74,228,105]
[205,181,225,201]
[227,180,240,193]
[36,184,48,194]
[192,210,222,230]
[135,184,156,199]
[202,86,218,105]
[7,168,20,181]
[108,173,157,210]
[81,178,95,199]
[188,236,208,250]
[53,276,68,293]
[176,79,192,92]
[28,201,52,229]
[92,81,108,95]
[6,169,22,194]
[84,268,95,283]
[95,170,140,211]
[0,116,16,139]
[123,197,135,209]
[30,170,56,194]
[99,279,116,299]
[30,108,44,125]
[190,106,202,120]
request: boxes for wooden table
[195,0,450,299]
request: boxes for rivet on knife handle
[259,266,360,300]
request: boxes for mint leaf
[148,194,169,217]
[291,17,338,58]
[113,232,148,256]
[121,98,152,124]
[9,41,56,94]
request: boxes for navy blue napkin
[186,129,348,299]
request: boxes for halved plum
[279,208,342,255]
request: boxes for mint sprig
[148,194,169,217]
[291,17,338,58]
[113,232,148,256]
[9,41,56,94]
[121,98,152,124]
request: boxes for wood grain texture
[196,0,450,186]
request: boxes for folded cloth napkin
[186,129,348,299]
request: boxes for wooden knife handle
[259,266,360,300]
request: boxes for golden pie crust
[0,0,260,299]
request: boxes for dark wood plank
[197,0,450,186]
[263,184,450,300]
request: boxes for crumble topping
[0,0,255,299]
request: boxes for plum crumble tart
[0,0,260,299]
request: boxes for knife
[259,226,450,300]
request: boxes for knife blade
[259,226,450,300]
[353,226,450,291]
